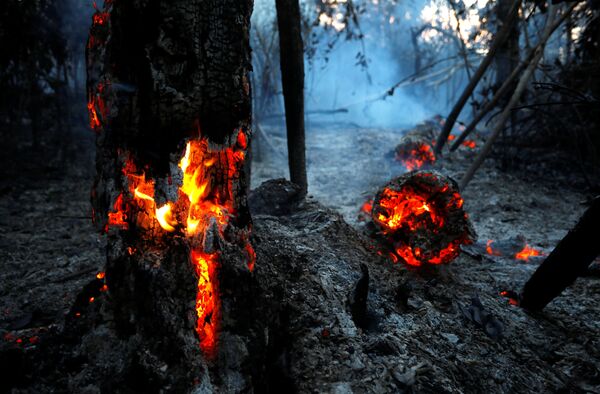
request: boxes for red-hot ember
[191,250,220,355]
[395,141,436,171]
[500,290,519,306]
[515,244,544,261]
[486,240,502,256]
[371,171,475,267]
[358,199,374,222]
[462,140,476,149]
[107,194,128,229]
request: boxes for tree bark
[494,0,520,89]
[276,0,308,196]
[86,1,268,390]
[521,197,600,311]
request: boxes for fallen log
[370,171,475,267]
[520,197,600,311]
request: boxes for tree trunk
[276,0,308,196]
[520,197,600,311]
[494,0,520,168]
[494,0,520,89]
[86,1,269,390]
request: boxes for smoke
[304,39,435,129]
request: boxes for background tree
[276,0,308,196]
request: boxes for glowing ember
[245,243,256,272]
[395,140,436,171]
[358,198,374,222]
[500,290,519,306]
[371,171,475,267]
[107,194,128,229]
[515,244,544,261]
[87,99,101,131]
[486,240,502,256]
[191,250,220,356]
[432,135,476,149]
[462,140,476,149]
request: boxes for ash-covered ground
[1,121,599,392]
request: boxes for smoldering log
[520,197,600,311]
[370,171,476,267]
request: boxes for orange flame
[515,244,544,261]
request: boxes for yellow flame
[156,203,176,232]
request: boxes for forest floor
[1,120,600,392]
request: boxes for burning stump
[371,171,475,267]
[394,135,436,171]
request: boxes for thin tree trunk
[276,0,308,196]
[433,0,520,155]
[494,0,520,88]
[521,197,600,311]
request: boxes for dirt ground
[1,120,599,392]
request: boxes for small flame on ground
[515,244,544,261]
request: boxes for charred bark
[520,197,600,311]
[275,0,308,196]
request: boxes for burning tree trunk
[86,0,264,390]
